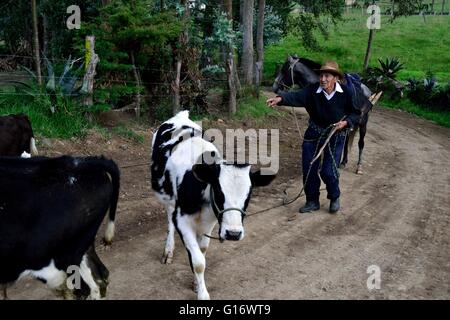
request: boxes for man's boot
[329,198,340,213]
[299,200,320,213]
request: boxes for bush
[407,73,450,112]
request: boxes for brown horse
[273,55,381,174]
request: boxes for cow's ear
[192,163,219,184]
[250,170,276,187]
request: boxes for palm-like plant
[375,57,404,79]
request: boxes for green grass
[112,125,145,143]
[381,99,450,129]
[0,93,91,139]
[235,95,283,120]
[264,14,450,83]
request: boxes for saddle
[343,73,372,113]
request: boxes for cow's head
[193,162,276,242]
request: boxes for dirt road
[8,107,450,299]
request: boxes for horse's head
[272,55,321,93]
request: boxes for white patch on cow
[104,220,115,244]
[19,259,66,289]
[20,151,31,158]
[168,137,218,181]
[30,137,38,155]
[68,176,77,185]
[217,165,250,240]
[79,255,101,300]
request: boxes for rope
[120,161,150,169]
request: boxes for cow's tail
[30,137,38,155]
[99,158,120,245]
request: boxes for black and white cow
[0,114,38,157]
[0,155,120,300]
[151,111,276,299]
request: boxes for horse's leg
[356,117,368,175]
[341,128,356,168]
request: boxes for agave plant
[423,72,437,92]
[375,57,404,80]
[6,55,85,113]
[45,55,84,96]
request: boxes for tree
[241,0,254,84]
[224,0,238,115]
[32,0,43,86]
[255,0,265,95]
[287,0,343,50]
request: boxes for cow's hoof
[161,252,173,264]
[340,163,346,169]
[198,291,210,300]
[356,169,363,175]
[192,280,198,293]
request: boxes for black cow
[0,114,38,157]
[0,156,120,300]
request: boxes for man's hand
[333,120,348,130]
[266,96,282,108]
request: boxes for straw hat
[315,61,344,79]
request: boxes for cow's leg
[341,128,356,168]
[79,254,102,300]
[177,217,210,300]
[162,203,176,264]
[198,208,217,257]
[356,122,367,175]
[84,246,109,298]
[31,260,72,299]
[194,219,216,294]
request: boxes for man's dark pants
[302,126,346,203]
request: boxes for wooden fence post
[82,36,99,108]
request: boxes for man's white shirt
[316,82,343,100]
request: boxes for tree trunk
[363,1,376,71]
[391,0,394,17]
[31,0,42,86]
[82,36,99,108]
[227,55,237,115]
[223,0,237,115]
[241,0,254,85]
[42,14,49,59]
[172,59,181,115]
[431,0,435,13]
[256,0,265,96]
[172,0,189,115]
[130,51,142,118]
[442,0,446,14]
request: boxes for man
[267,61,360,214]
